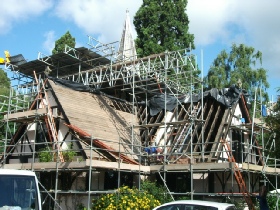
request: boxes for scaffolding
[0,37,280,209]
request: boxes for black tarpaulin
[48,76,93,92]
[147,85,248,116]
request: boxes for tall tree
[265,95,280,158]
[0,69,10,96]
[52,31,76,54]
[133,0,195,57]
[205,43,269,102]
[0,68,11,152]
[133,0,200,92]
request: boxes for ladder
[37,76,64,162]
[45,90,64,162]
[222,139,255,210]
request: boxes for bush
[267,195,280,210]
[38,147,53,162]
[91,186,160,210]
[140,180,173,204]
[62,150,77,162]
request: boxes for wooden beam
[4,108,47,122]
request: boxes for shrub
[38,147,53,162]
[62,150,77,162]
[91,186,160,210]
[267,194,280,210]
[140,180,173,204]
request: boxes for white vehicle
[0,169,41,210]
[153,200,236,210]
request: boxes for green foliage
[134,0,195,57]
[140,180,173,204]
[267,195,280,209]
[62,150,77,162]
[91,185,161,210]
[77,203,86,210]
[0,68,11,115]
[38,147,53,162]
[134,1,200,91]
[0,68,11,152]
[205,43,269,102]
[265,97,280,158]
[52,31,75,54]
[265,98,280,131]
[38,143,77,162]
[0,68,10,96]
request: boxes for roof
[48,78,140,163]
[16,47,111,78]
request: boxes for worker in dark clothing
[257,185,269,210]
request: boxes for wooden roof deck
[48,79,139,160]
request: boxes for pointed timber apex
[117,10,137,62]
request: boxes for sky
[0,0,279,102]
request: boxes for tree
[52,31,75,54]
[133,0,200,92]
[264,95,280,209]
[205,43,269,102]
[265,95,280,158]
[140,179,173,204]
[133,0,195,57]
[0,68,10,96]
[0,68,11,153]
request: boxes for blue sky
[1,0,280,102]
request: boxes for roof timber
[3,108,47,122]
[198,100,217,153]
[210,103,237,162]
[134,89,267,166]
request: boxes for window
[185,204,218,210]
[0,175,39,209]
[225,207,237,210]
[157,204,185,210]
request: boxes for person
[257,185,269,210]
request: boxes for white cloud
[43,30,55,54]
[187,0,280,78]
[53,0,142,45]
[187,0,235,46]
[235,0,280,76]
[0,0,53,35]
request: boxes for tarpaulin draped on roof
[146,85,249,116]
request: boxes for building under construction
[0,11,279,210]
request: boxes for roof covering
[47,78,140,163]
[9,54,27,66]
[17,47,111,78]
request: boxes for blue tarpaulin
[262,105,267,116]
